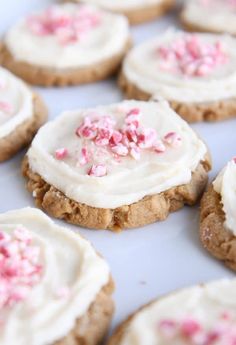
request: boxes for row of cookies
[1,3,236,123]
[0,207,235,344]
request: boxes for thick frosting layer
[26,100,207,209]
[120,279,236,345]
[123,30,236,103]
[5,3,129,69]
[78,0,163,11]
[0,67,33,139]
[213,159,236,236]
[0,208,110,345]
[182,0,236,35]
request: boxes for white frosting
[0,208,110,345]
[123,30,236,103]
[119,279,236,345]
[0,67,33,139]
[26,100,207,209]
[213,160,236,236]
[5,3,129,69]
[182,0,236,35]
[79,0,163,11]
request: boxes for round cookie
[107,278,236,345]
[0,207,114,344]
[0,3,131,86]
[66,0,175,25]
[200,158,236,271]
[120,29,236,122]
[0,66,47,162]
[22,99,211,231]
[181,0,236,35]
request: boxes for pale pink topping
[233,157,236,164]
[0,101,13,115]
[56,108,182,177]
[0,227,42,309]
[27,5,101,45]
[158,314,236,344]
[88,164,107,177]
[157,34,228,77]
[55,148,68,160]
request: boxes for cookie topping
[158,314,236,344]
[157,34,228,77]
[0,228,42,310]
[0,101,13,115]
[27,5,101,45]
[55,108,182,177]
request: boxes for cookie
[0,66,47,162]
[22,99,211,231]
[120,29,236,122]
[66,0,175,25]
[0,207,114,344]
[181,0,236,35]
[0,4,130,86]
[200,158,236,271]
[107,278,236,345]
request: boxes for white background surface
[0,0,235,336]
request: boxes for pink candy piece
[157,34,228,78]
[233,157,236,164]
[55,148,68,160]
[153,140,166,153]
[0,227,42,310]
[78,147,90,166]
[27,5,101,45]
[0,101,13,114]
[164,132,182,148]
[111,144,129,157]
[88,164,107,177]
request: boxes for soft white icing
[78,0,163,11]
[5,3,129,69]
[26,100,207,209]
[0,67,33,139]
[0,208,110,345]
[213,160,236,236]
[123,29,236,103]
[182,0,236,35]
[119,279,236,345]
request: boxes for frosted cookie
[120,29,236,122]
[67,0,175,25]
[22,100,211,231]
[107,278,236,345]
[200,158,236,271]
[0,207,114,344]
[181,0,236,35]
[0,67,47,162]
[0,4,130,86]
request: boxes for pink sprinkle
[233,157,236,164]
[88,164,107,177]
[153,140,166,153]
[110,130,123,145]
[138,128,157,149]
[157,34,228,78]
[130,145,141,160]
[180,318,202,338]
[55,148,68,160]
[164,132,182,148]
[78,147,90,166]
[111,144,129,157]
[0,101,13,114]
[27,5,101,45]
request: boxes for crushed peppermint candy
[27,5,101,45]
[158,314,236,344]
[55,107,182,177]
[157,34,228,77]
[0,101,13,115]
[0,227,42,309]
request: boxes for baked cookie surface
[22,100,210,231]
[120,30,236,122]
[0,207,114,345]
[0,66,47,162]
[70,0,174,24]
[181,0,236,35]
[200,159,236,271]
[0,3,130,86]
[108,278,236,345]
